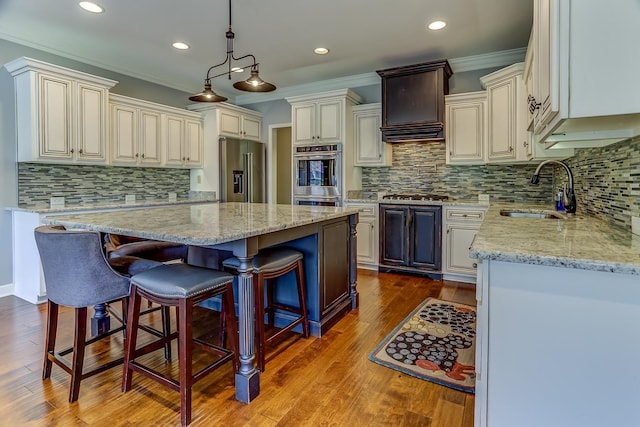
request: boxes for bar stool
[122,263,238,427]
[223,247,310,372]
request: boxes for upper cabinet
[445,92,486,165]
[352,103,391,167]
[218,108,262,141]
[287,89,363,147]
[5,57,117,164]
[110,94,203,169]
[528,0,640,148]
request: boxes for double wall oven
[293,143,342,206]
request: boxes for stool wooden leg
[122,286,142,393]
[69,307,88,402]
[222,283,239,372]
[295,259,310,338]
[161,305,172,361]
[43,300,58,380]
[178,297,193,427]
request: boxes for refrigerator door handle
[244,152,253,203]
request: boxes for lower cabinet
[379,204,442,274]
[443,206,487,282]
[345,202,378,269]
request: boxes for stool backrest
[34,225,131,308]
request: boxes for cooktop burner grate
[382,194,449,201]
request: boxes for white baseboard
[0,283,14,299]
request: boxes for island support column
[233,241,260,403]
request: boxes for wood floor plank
[0,270,476,426]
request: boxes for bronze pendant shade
[189,0,276,102]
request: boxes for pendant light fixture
[189,0,276,102]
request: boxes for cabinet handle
[527,94,541,114]
[78,149,83,154]
[70,148,74,154]
[141,153,145,158]
[509,146,513,152]
[182,157,186,161]
[187,157,190,161]
[135,153,139,158]
[472,262,478,268]
[523,141,529,148]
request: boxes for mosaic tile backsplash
[361,141,555,203]
[18,163,190,207]
[362,138,640,231]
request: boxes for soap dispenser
[556,188,565,212]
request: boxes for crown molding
[235,47,527,106]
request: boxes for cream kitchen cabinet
[445,92,486,165]
[287,89,362,146]
[5,57,117,164]
[165,114,203,168]
[345,201,378,269]
[218,107,262,142]
[481,63,573,163]
[110,95,162,166]
[352,103,391,167]
[528,0,640,148]
[442,206,487,283]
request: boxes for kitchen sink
[499,209,566,219]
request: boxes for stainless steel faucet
[530,160,577,214]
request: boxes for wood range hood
[377,59,452,142]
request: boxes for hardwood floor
[0,270,476,426]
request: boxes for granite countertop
[44,202,360,246]
[7,197,218,214]
[345,197,488,207]
[470,204,640,275]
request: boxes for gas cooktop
[382,194,449,201]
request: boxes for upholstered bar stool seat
[223,247,310,372]
[122,263,239,427]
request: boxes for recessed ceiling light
[79,2,104,13]
[172,42,190,50]
[314,47,329,55]
[428,20,447,31]
[231,67,244,73]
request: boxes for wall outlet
[478,194,490,205]
[125,194,136,204]
[168,192,177,201]
[417,164,437,175]
[632,216,640,236]
[50,196,65,208]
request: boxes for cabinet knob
[472,262,478,268]
[523,141,529,148]
[141,153,145,158]
[182,157,186,161]
[70,148,74,154]
[78,149,83,154]
[509,146,513,152]
[135,153,139,158]
[187,157,190,161]
[527,94,541,114]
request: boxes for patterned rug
[368,297,476,393]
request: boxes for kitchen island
[470,205,640,427]
[44,202,360,403]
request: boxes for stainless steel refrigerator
[219,136,265,203]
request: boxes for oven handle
[293,153,339,160]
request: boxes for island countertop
[469,204,640,275]
[43,202,361,246]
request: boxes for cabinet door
[242,115,262,141]
[380,206,408,266]
[409,207,441,270]
[354,110,385,166]
[184,119,203,167]
[446,224,479,274]
[38,74,73,160]
[486,77,517,162]
[219,110,242,138]
[321,220,350,315]
[111,103,138,164]
[139,109,162,165]
[534,0,559,132]
[76,83,107,162]
[292,103,315,145]
[446,98,485,164]
[356,216,376,264]
[317,100,341,143]
[165,115,184,166]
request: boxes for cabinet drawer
[446,208,485,222]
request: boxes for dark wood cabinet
[379,204,442,275]
[377,60,452,142]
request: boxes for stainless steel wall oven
[293,143,342,206]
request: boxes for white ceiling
[0,0,533,102]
